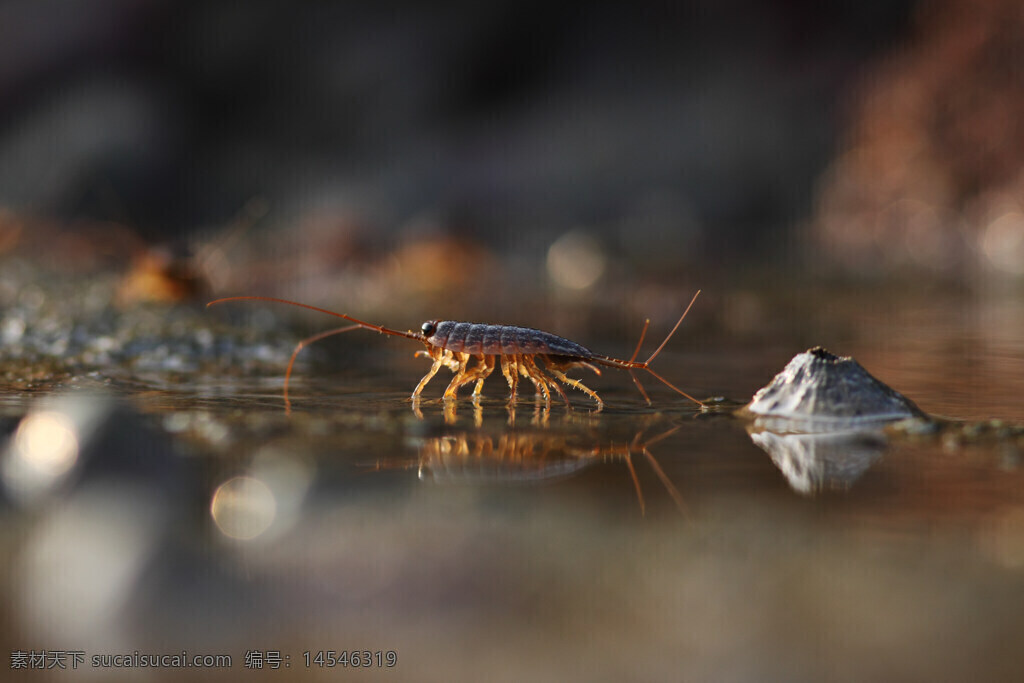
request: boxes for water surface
[2,281,1024,682]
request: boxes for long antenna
[590,290,704,406]
[282,325,361,414]
[644,289,700,365]
[207,296,423,341]
[628,319,650,363]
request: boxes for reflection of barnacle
[742,347,919,494]
[747,425,887,494]
[410,427,687,515]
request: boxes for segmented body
[423,321,593,358]
[414,319,603,408]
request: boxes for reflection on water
[412,391,636,427]
[16,483,166,650]
[6,383,1024,681]
[747,422,888,494]
[210,450,314,542]
[5,411,79,492]
[2,395,110,504]
[3,285,1024,681]
[408,426,686,514]
[210,476,277,540]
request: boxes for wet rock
[741,347,926,494]
[742,346,926,426]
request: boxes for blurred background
[4,0,1024,414]
[4,0,1023,304]
[4,1,1024,681]
[0,0,955,288]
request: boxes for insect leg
[445,352,460,372]
[516,357,538,399]
[472,355,497,397]
[446,354,492,398]
[527,356,571,407]
[547,367,604,410]
[459,355,491,394]
[519,356,552,405]
[413,346,445,398]
[500,355,519,400]
[443,352,471,399]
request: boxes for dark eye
[421,321,436,336]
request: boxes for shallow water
[2,278,1024,682]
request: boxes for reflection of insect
[394,426,688,515]
[207,290,702,412]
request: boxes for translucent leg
[547,367,604,411]
[413,348,445,398]
[442,352,471,399]
[472,356,497,396]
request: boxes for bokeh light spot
[547,230,606,291]
[210,476,277,541]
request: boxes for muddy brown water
[2,282,1024,682]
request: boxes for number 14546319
[303,650,397,668]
